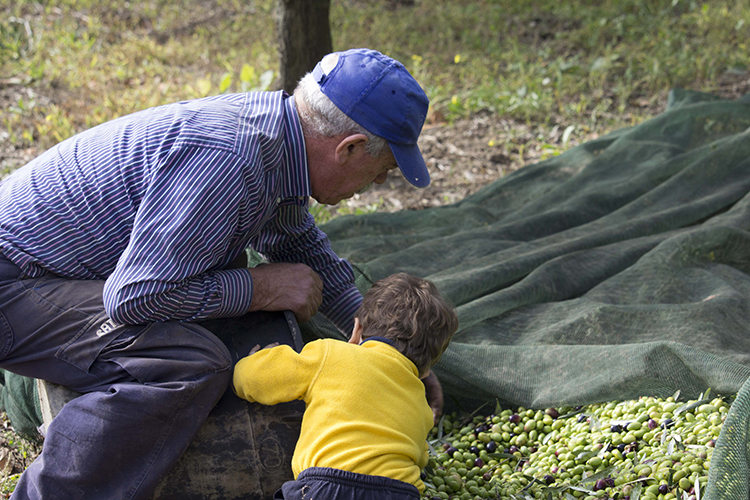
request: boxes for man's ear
[349,317,363,344]
[334,134,369,165]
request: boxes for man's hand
[247,263,323,323]
[423,370,444,426]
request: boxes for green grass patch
[1,0,280,150]
[1,0,748,163]
[336,0,749,127]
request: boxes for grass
[1,0,748,156]
[338,0,749,129]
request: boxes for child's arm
[232,341,326,405]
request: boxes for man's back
[0,92,269,281]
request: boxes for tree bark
[277,0,333,93]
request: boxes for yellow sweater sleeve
[232,342,327,404]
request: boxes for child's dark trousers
[274,467,421,500]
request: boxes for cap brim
[389,142,430,188]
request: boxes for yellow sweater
[233,338,432,491]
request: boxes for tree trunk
[276,0,333,93]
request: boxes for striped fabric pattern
[0,91,361,333]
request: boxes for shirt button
[276,197,282,204]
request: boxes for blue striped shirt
[0,91,362,333]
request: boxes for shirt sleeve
[103,147,259,324]
[250,201,362,335]
[233,341,328,404]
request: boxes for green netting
[0,371,42,443]
[302,89,750,499]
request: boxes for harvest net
[1,89,749,498]
[304,89,750,499]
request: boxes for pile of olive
[422,393,728,500]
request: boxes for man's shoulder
[98,93,251,157]
[156,91,288,156]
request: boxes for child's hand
[249,342,279,355]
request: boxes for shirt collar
[360,337,420,377]
[280,94,311,200]
[361,336,396,347]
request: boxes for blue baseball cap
[312,48,431,188]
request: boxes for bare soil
[342,113,597,214]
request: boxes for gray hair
[293,54,388,158]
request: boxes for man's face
[311,141,398,206]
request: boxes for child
[233,272,459,500]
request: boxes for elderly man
[0,48,438,499]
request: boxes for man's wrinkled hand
[423,370,444,426]
[247,263,323,323]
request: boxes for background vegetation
[2,0,749,161]
[0,0,749,494]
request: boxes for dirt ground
[340,112,594,214]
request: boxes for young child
[233,272,459,500]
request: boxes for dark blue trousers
[274,467,421,500]
[0,254,232,499]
